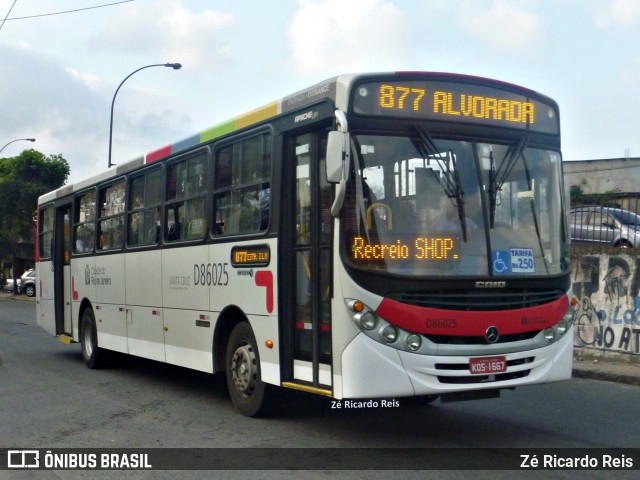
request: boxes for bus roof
[39,71,555,204]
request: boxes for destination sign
[352,80,559,134]
[231,244,271,267]
[351,236,459,262]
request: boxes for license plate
[469,356,507,374]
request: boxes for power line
[1,0,133,23]
[0,0,18,32]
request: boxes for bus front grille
[388,289,564,311]
[434,357,534,384]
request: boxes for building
[564,157,640,195]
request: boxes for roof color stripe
[145,144,171,163]
[144,101,283,162]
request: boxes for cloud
[0,44,104,175]
[592,0,640,28]
[288,0,410,73]
[459,0,546,54]
[1,42,194,182]
[90,0,235,73]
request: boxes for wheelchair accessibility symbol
[491,251,511,274]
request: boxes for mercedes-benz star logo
[485,326,500,344]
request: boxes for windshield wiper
[488,135,528,228]
[520,152,550,274]
[413,125,469,240]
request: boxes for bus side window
[213,133,271,237]
[128,168,161,247]
[165,153,208,242]
[73,190,96,254]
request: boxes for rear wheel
[80,307,107,369]
[225,321,272,417]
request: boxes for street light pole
[0,138,36,155]
[108,62,182,168]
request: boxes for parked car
[571,206,640,248]
[3,277,21,292]
[20,269,36,297]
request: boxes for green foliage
[0,149,70,250]
[570,185,623,208]
[569,184,583,201]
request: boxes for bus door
[53,204,72,335]
[282,132,333,391]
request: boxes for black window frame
[212,131,272,238]
[127,165,163,249]
[72,188,97,256]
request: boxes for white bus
[36,72,576,416]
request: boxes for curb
[572,368,640,386]
[0,293,35,302]
[572,364,640,386]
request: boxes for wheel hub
[231,344,256,396]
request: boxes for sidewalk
[0,291,35,302]
[572,357,640,386]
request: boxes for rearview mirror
[326,131,345,183]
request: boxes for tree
[0,149,69,292]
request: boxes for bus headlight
[556,318,568,337]
[346,299,428,353]
[359,311,378,331]
[382,325,398,343]
[406,334,422,351]
[544,328,556,343]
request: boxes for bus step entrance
[281,381,332,397]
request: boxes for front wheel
[24,283,35,297]
[225,322,272,417]
[80,307,108,369]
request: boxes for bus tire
[225,321,272,417]
[80,307,107,369]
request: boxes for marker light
[350,300,365,313]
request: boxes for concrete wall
[572,250,640,361]
[564,157,640,195]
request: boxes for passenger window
[213,133,271,236]
[128,167,162,247]
[73,191,97,254]
[165,153,208,242]
[39,206,55,259]
[98,180,125,251]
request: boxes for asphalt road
[1,298,639,479]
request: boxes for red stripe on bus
[375,295,568,336]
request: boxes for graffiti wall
[572,252,640,358]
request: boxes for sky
[1,0,640,184]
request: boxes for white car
[3,277,21,292]
[20,269,36,297]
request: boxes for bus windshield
[342,133,568,277]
